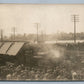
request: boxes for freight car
[0,41,48,67]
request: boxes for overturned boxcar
[0,41,41,66]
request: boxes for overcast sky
[0,4,84,36]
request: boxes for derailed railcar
[0,42,25,65]
[0,41,42,66]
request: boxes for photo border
[0,0,84,4]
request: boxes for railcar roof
[0,42,25,56]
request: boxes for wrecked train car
[0,42,38,66]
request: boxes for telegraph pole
[72,15,79,44]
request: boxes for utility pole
[72,15,79,44]
[0,29,3,42]
[35,23,39,43]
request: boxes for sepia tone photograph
[0,4,84,81]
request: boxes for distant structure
[72,15,79,44]
[39,30,45,43]
[12,27,16,41]
[35,23,39,43]
[0,29,3,42]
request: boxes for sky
[0,4,84,36]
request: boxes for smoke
[42,44,66,63]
